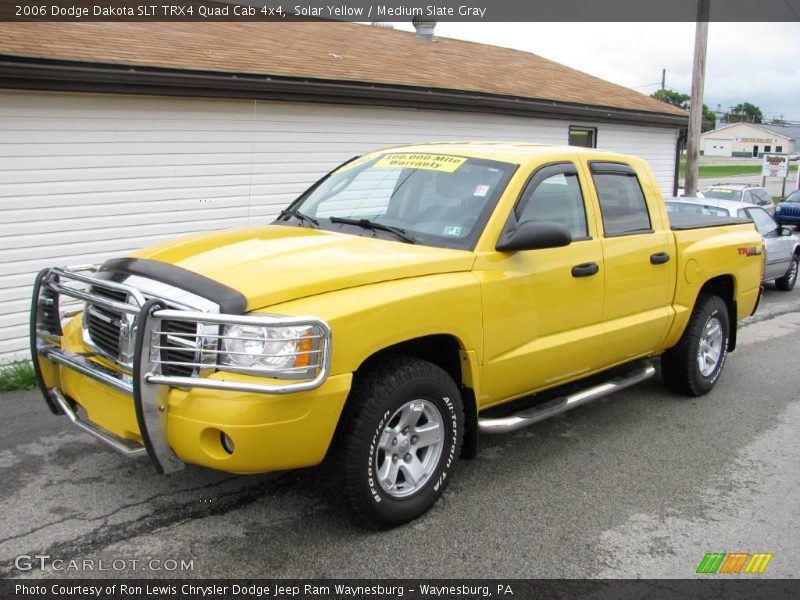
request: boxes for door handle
[571,262,599,278]
[650,252,671,265]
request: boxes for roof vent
[412,17,437,41]
[371,21,395,29]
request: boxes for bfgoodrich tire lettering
[337,355,463,527]
[661,294,729,397]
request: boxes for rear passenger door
[588,162,677,363]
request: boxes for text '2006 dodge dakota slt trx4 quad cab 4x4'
[31,143,764,526]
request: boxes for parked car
[31,145,764,526]
[667,196,799,291]
[701,184,775,215]
[775,189,800,229]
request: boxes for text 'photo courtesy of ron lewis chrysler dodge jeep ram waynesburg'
[31,143,764,527]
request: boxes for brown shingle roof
[0,22,687,118]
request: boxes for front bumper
[31,267,347,475]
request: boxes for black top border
[1,0,799,22]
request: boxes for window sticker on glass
[442,225,463,236]
[474,184,490,197]
[375,153,467,172]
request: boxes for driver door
[476,162,605,404]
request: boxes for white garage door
[0,89,678,360]
[704,138,732,157]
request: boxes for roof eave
[0,55,689,128]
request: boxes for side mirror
[781,226,793,237]
[496,220,572,252]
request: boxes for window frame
[500,161,592,245]
[589,161,654,238]
[568,126,598,149]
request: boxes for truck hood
[129,225,475,310]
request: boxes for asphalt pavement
[1,286,798,579]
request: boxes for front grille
[159,319,201,377]
[85,286,128,359]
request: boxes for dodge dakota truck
[31,143,764,526]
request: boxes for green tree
[702,104,716,131]
[651,88,690,109]
[651,88,715,131]
[727,102,763,124]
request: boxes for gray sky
[408,22,800,122]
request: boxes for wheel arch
[348,334,480,460]
[697,274,737,352]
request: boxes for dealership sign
[762,154,789,178]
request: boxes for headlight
[776,205,782,212]
[219,324,319,378]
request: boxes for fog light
[220,432,235,455]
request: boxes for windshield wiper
[278,207,319,228]
[328,217,416,244]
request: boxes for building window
[569,126,597,148]
[776,145,783,153]
[764,145,771,153]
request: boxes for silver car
[701,184,775,216]
[666,197,800,291]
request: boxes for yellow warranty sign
[375,153,467,172]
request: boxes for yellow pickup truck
[31,143,764,526]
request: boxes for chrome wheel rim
[697,316,724,377]
[375,399,444,498]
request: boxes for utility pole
[661,68,666,91]
[684,0,710,197]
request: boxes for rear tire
[336,355,463,528]
[775,253,799,292]
[662,294,729,397]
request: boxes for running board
[477,362,656,434]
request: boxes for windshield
[702,187,743,202]
[785,190,800,203]
[279,152,516,249]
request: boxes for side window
[591,164,652,236]
[568,126,597,148]
[516,169,589,239]
[742,190,753,204]
[753,189,772,207]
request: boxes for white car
[666,196,800,291]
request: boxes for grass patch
[679,162,799,179]
[0,360,37,392]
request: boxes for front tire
[337,356,463,528]
[775,253,799,291]
[662,294,729,397]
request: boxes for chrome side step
[477,362,656,434]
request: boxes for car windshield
[785,190,800,203]
[702,187,743,201]
[280,152,516,249]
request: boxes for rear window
[666,202,729,217]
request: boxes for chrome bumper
[30,266,332,474]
